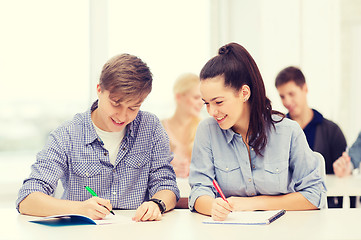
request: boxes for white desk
[325,174,361,208]
[2,208,361,240]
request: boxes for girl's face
[200,75,249,133]
[177,84,203,117]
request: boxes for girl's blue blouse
[188,115,327,211]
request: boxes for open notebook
[203,210,286,225]
[29,213,132,226]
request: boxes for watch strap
[148,198,166,214]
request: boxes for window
[107,0,210,119]
[0,0,89,153]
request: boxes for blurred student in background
[189,43,326,221]
[162,73,203,178]
[333,132,361,177]
[275,66,347,208]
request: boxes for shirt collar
[311,109,324,124]
[83,101,99,145]
[287,109,324,126]
[224,127,241,144]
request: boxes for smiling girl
[188,43,326,221]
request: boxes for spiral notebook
[203,209,286,225]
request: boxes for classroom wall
[1,0,361,208]
[209,0,361,144]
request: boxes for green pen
[84,185,115,215]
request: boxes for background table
[325,174,361,208]
[2,208,361,240]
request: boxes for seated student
[16,54,179,222]
[275,66,347,208]
[162,73,203,178]
[333,132,361,177]
[189,42,326,221]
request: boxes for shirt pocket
[71,160,103,195]
[214,161,241,195]
[264,161,289,194]
[72,160,102,178]
[124,152,150,169]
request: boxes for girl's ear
[240,85,251,102]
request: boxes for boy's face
[276,81,308,118]
[92,84,144,132]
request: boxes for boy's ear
[302,83,308,93]
[96,84,102,95]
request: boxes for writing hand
[79,197,113,220]
[211,197,233,221]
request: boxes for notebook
[203,209,286,225]
[29,213,132,226]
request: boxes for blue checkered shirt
[16,101,179,211]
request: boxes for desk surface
[2,208,361,240]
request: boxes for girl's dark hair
[200,42,284,155]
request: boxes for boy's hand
[79,197,112,220]
[132,201,162,222]
[333,152,352,177]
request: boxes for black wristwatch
[148,198,166,214]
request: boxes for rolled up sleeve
[289,127,327,209]
[16,131,68,211]
[147,119,180,201]
[350,132,361,169]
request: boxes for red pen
[212,179,229,203]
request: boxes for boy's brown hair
[275,66,306,88]
[99,53,152,102]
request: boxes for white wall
[339,0,361,144]
[209,0,361,144]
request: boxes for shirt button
[276,168,279,172]
[251,148,254,151]
[252,165,255,169]
[225,167,229,171]
[248,178,252,182]
[122,147,126,151]
[112,192,117,195]
[104,152,108,156]
[112,169,116,172]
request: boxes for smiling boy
[16,54,179,221]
